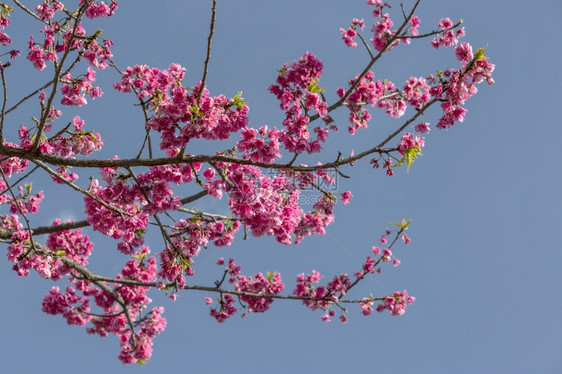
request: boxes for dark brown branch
[33,159,133,217]
[0,63,7,139]
[31,240,139,344]
[198,0,217,103]
[12,0,43,22]
[0,168,37,253]
[0,191,213,240]
[308,0,422,124]
[180,190,208,204]
[394,20,463,40]
[0,141,399,172]
[31,1,92,152]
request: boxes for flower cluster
[35,0,64,21]
[207,259,285,321]
[431,18,465,49]
[376,290,415,315]
[61,67,103,106]
[370,8,396,52]
[27,12,112,72]
[268,52,331,154]
[0,141,30,176]
[237,125,281,164]
[6,229,43,277]
[2,184,44,215]
[414,121,430,134]
[84,178,149,253]
[78,248,165,364]
[235,271,284,313]
[158,218,240,287]
[42,286,92,325]
[429,45,495,129]
[398,132,425,155]
[340,18,365,48]
[115,64,249,156]
[0,2,14,50]
[0,0,496,365]
[224,163,306,245]
[6,219,93,280]
[337,71,406,134]
[402,76,431,109]
[83,0,118,19]
[27,126,103,159]
[292,270,353,322]
[209,293,237,323]
[45,219,94,278]
[26,0,115,115]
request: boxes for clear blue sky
[1,0,561,373]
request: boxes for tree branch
[198,0,217,103]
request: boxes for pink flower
[414,122,430,134]
[438,18,453,29]
[455,42,473,63]
[341,191,352,205]
[73,116,85,131]
[27,46,46,70]
[382,248,392,262]
[401,233,411,244]
[376,290,415,316]
[398,132,425,155]
[359,299,373,316]
[0,31,11,46]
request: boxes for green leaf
[395,146,422,172]
[232,91,247,109]
[133,252,146,261]
[474,47,488,61]
[190,104,203,118]
[391,218,412,230]
[307,79,325,94]
[1,5,12,17]
[179,256,194,267]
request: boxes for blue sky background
[1,0,561,373]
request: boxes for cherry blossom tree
[0,0,494,364]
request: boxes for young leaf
[395,146,422,172]
[391,218,412,230]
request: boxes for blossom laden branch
[0,0,494,365]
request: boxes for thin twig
[308,0,422,124]
[31,1,91,152]
[126,166,181,254]
[0,168,37,255]
[33,159,133,217]
[198,0,217,103]
[31,240,139,346]
[11,0,43,21]
[394,20,463,40]
[0,64,7,139]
